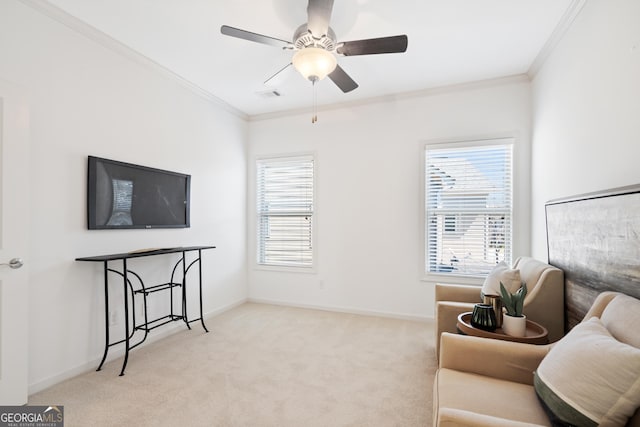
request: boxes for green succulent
[499,281,528,317]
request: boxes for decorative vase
[502,314,527,337]
[471,303,497,332]
[483,294,503,327]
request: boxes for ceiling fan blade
[337,35,408,56]
[328,65,358,93]
[264,63,293,86]
[221,25,292,49]
[307,0,334,37]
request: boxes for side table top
[456,312,549,345]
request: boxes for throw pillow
[534,317,640,427]
[480,261,521,297]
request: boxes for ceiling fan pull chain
[312,78,318,123]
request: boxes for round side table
[456,312,549,344]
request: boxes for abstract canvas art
[546,185,640,330]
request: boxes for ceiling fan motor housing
[293,24,336,51]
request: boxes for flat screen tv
[87,156,190,229]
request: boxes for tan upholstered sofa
[434,256,564,358]
[433,291,640,426]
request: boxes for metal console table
[76,245,215,376]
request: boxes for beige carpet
[30,303,436,426]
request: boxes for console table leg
[119,259,130,376]
[96,261,110,371]
[198,249,209,333]
[182,251,191,330]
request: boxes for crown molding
[19,0,249,120]
[527,0,587,79]
[249,74,530,122]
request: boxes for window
[425,138,513,277]
[256,155,314,268]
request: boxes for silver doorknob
[1,258,24,269]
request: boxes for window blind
[257,156,314,267]
[425,139,513,276]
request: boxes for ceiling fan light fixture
[292,47,337,81]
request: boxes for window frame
[254,154,316,272]
[421,137,515,284]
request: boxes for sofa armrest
[435,283,481,304]
[438,333,551,385]
[583,291,619,319]
[435,301,475,359]
[436,302,475,334]
[520,264,565,343]
[436,408,548,427]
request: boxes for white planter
[502,314,527,337]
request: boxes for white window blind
[425,139,513,276]
[257,156,314,268]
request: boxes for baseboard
[28,297,248,396]
[247,297,433,323]
[203,297,248,320]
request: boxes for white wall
[531,0,640,259]
[248,78,532,319]
[0,1,248,392]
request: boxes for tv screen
[87,156,190,229]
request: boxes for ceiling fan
[220,0,408,117]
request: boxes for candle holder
[483,294,503,327]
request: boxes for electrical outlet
[109,310,118,326]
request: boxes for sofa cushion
[534,317,640,427]
[481,261,522,297]
[435,368,550,425]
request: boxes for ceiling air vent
[256,89,282,99]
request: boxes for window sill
[253,264,317,274]
[421,273,484,286]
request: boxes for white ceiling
[43,0,574,117]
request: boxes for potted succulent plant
[499,281,528,337]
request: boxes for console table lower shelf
[76,245,215,376]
